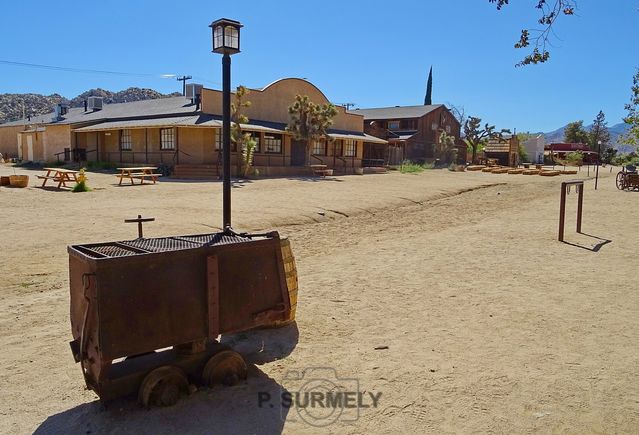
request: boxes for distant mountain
[540,122,635,153]
[0,87,181,124]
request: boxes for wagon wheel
[202,350,247,387]
[616,172,626,190]
[139,366,189,407]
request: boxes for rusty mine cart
[68,231,298,406]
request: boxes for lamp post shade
[210,18,243,55]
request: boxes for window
[312,140,326,156]
[334,140,343,157]
[215,129,222,150]
[160,128,175,150]
[401,119,417,130]
[264,134,282,153]
[120,129,132,151]
[446,125,451,134]
[216,128,237,151]
[248,132,260,153]
[388,121,400,130]
[344,139,356,157]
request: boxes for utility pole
[176,75,192,96]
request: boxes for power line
[0,59,174,78]
[0,59,222,88]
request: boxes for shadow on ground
[562,232,612,252]
[286,176,343,183]
[34,324,299,434]
[221,322,299,365]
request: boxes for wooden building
[351,104,464,165]
[484,135,520,167]
[0,78,386,177]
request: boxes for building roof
[73,114,387,144]
[348,104,443,120]
[0,96,198,127]
[73,115,286,135]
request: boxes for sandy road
[1,165,637,433]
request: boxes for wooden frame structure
[558,180,584,242]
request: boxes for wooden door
[291,140,306,166]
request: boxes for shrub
[399,160,434,174]
[72,169,91,192]
[564,151,584,166]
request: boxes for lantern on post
[210,18,242,55]
[209,18,243,232]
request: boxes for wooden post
[145,128,148,163]
[558,182,567,242]
[577,184,583,233]
[559,180,584,242]
[176,127,180,165]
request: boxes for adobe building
[0,78,386,177]
[351,104,464,165]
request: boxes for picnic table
[116,167,161,185]
[308,164,332,177]
[38,168,79,188]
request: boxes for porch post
[176,127,180,164]
[145,128,148,163]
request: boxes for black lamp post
[210,18,242,232]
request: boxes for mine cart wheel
[616,172,626,190]
[139,366,189,407]
[202,350,247,387]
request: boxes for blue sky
[1,0,637,132]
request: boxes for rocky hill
[0,87,181,124]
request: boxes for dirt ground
[0,164,637,434]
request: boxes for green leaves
[623,68,639,147]
[286,94,337,142]
[492,0,577,66]
[563,121,590,144]
[231,85,258,177]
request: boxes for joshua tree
[286,95,338,166]
[231,85,257,177]
[436,131,457,164]
[463,117,509,164]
